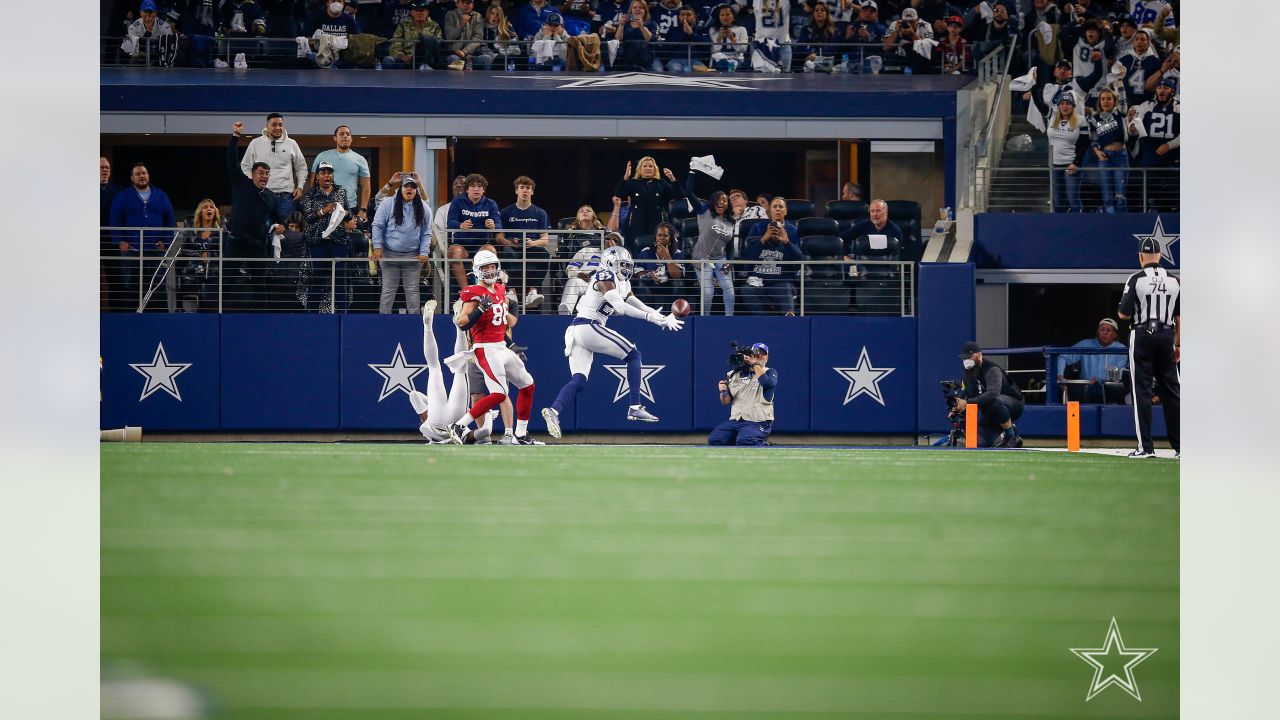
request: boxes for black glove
[507,340,529,362]
[476,294,494,312]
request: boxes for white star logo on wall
[1070,617,1158,701]
[367,343,427,402]
[603,363,665,404]
[1133,216,1179,266]
[834,347,895,406]
[129,342,193,402]
[513,71,787,90]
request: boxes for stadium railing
[973,165,1180,213]
[982,345,1130,406]
[98,226,915,317]
[99,35,973,73]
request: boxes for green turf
[102,444,1178,719]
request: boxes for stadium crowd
[102,0,1182,74]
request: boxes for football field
[102,443,1178,719]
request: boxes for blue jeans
[741,281,795,315]
[707,418,772,446]
[1052,165,1082,212]
[663,57,706,73]
[308,241,350,313]
[1097,149,1130,213]
[698,261,735,316]
[274,191,295,222]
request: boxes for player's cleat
[498,432,517,445]
[462,430,480,445]
[541,408,561,438]
[1127,450,1156,459]
[627,404,659,422]
[446,423,468,445]
[514,434,545,445]
[524,289,544,310]
[422,298,437,321]
[1175,451,1180,460]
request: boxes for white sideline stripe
[1026,446,1177,459]
[101,678,206,719]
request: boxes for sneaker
[498,432,517,445]
[446,423,468,445]
[1127,450,1156,459]
[541,407,561,438]
[994,426,1023,449]
[524,289,544,310]
[423,298,437,322]
[448,59,466,71]
[214,58,229,69]
[295,37,311,58]
[234,52,248,69]
[627,404,659,422]
[462,429,479,445]
[417,64,433,71]
[515,434,545,445]
[1174,451,1180,460]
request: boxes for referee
[1117,237,1181,459]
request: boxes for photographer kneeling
[953,341,1024,448]
[708,342,776,446]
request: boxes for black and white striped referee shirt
[1119,264,1180,327]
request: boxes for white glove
[645,311,666,326]
[661,313,684,331]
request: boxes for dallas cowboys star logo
[367,343,428,402]
[833,347,895,406]
[603,363,665,403]
[1070,617,1158,701]
[129,342,193,402]
[512,71,787,90]
[1133,216,1179,266]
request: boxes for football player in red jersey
[445,250,541,445]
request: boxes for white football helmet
[601,246,634,280]
[472,249,501,285]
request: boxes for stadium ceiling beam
[100,113,944,141]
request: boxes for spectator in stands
[1112,15,1137,58]
[601,0,658,71]
[446,173,504,290]
[708,3,749,72]
[963,1,1013,61]
[914,0,962,37]
[799,1,840,71]
[173,0,220,36]
[840,198,903,264]
[383,0,417,30]
[1061,17,1112,82]
[657,5,708,73]
[239,113,307,221]
[652,0,684,44]
[1087,88,1129,212]
[1145,35,1179,92]
[444,0,487,69]
[938,15,970,73]
[101,157,122,256]
[750,0,792,72]
[173,198,223,312]
[499,176,551,310]
[635,222,686,304]
[558,204,609,264]
[682,174,737,315]
[846,1,888,47]
[227,122,287,308]
[529,13,570,70]
[882,7,934,73]
[742,197,802,316]
[433,174,466,257]
[1022,59,1103,129]
[1032,89,1088,212]
[1127,76,1178,212]
[121,0,175,65]
[614,157,681,251]
[840,182,864,202]
[1056,317,1128,404]
[258,0,305,37]
[1117,27,1158,108]
[110,161,177,312]
[371,172,431,314]
[1020,0,1063,73]
[219,0,269,38]
[477,4,520,69]
[303,1,362,68]
[312,125,372,227]
[515,0,555,39]
[560,231,622,315]
[300,160,355,312]
[385,0,445,70]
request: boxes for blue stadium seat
[825,200,869,221]
[785,198,815,220]
[797,216,838,239]
[667,198,694,221]
[886,200,922,261]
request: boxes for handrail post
[1044,350,1057,405]
[330,259,337,314]
[799,261,805,316]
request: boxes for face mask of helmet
[604,248,634,280]
[472,250,502,284]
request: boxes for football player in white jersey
[407,299,484,443]
[540,246,683,438]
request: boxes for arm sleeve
[625,294,659,315]
[1072,131,1090,165]
[613,178,629,198]
[228,135,245,185]
[974,366,1003,404]
[682,172,707,214]
[420,201,434,255]
[446,200,461,228]
[1117,274,1137,317]
[301,190,324,224]
[293,145,307,189]
[239,139,253,177]
[371,198,389,250]
[603,287,651,320]
[1076,59,1104,93]
[1029,81,1050,118]
[758,368,778,391]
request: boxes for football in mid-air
[671,298,692,318]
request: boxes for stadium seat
[850,233,903,316]
[667,198,694,221]
[885,200,922,262]
[799,235,849,315]
[784,198,815,219]
[797,216,838,239]
[631,233,655,254]
[679,218,700,255]
[826,200,869,222]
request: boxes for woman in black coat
[613,155,680,252]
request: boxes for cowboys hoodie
[239,125,308,195]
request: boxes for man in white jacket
[239,112,308,220]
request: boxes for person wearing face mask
[303,0,362,68]
[953,341,1025,449]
